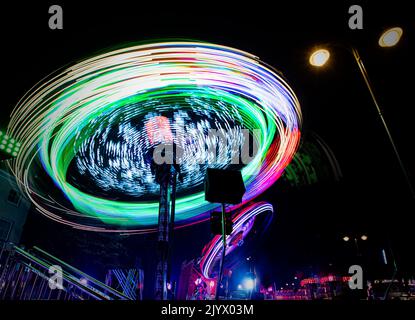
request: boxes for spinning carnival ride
[6,41,302,277]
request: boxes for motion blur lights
[7,41,301,231]
[309,49,330,67]
[378,27,403,47]
[199,202,273,279]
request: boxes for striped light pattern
[7,41,301,231]
[70,97,247,199]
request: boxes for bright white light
[361,235,368,241]
[237,284,243,290]
[343,236,350,242]
[243,278,255,290]
[379,27,403,47]
[309,49,330,67]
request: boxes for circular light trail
[7,41,301,231]
[199,202,273,279]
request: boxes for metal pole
[10,263,24,299]
[38,278,47,300]
[0,244,13,290]
[167,170,177,300]
[1,257,18,299]
[215,203,227,300]
[155,164,171,300]
[27,273,39,300]
[354,238,360,257]
[47,286,53,300]
[57,287,63,300]
[383,237,399,300]
[351,47,408,299]
[352,47,415,200]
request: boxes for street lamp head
[379,27,403,47]
[309,48,330,67]
[361,235,368,241]
[342,236,350,242]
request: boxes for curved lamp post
[308,27,415,201]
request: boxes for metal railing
[0,243,131,300]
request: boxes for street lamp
[378,27,403,48]
[309,49,330,67]
[342,234,368,256]
[308,27,415,201]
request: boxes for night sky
[2,1,414,297]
